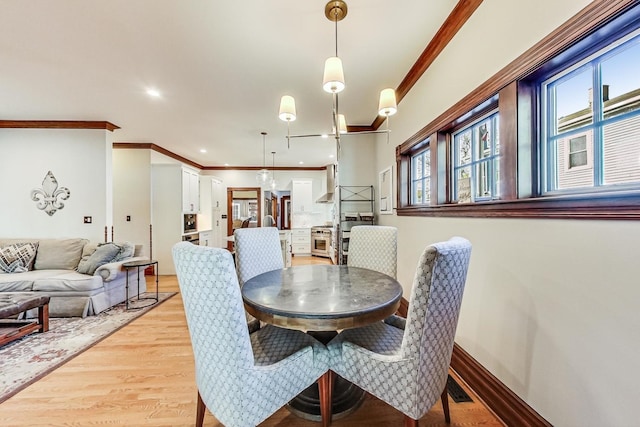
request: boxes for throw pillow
[34,238,89,270]
[76,242,121,275]
[113,241,135,262]
[0,242,39,273]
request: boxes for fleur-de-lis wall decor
[31,171,71,216]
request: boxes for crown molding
[113,142,327,171]
[369,0,483,131]
[0,120,119,131]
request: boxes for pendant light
[256,132,272,186]
[278,1,398,148]
[270,151,277,190]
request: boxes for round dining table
[242,264,403,421]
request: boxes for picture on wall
[379,166,393,215]
[31,170,70,216]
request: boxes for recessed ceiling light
[146,88,161,98]
[329,154,335,158]
[224,163,229,166]
[299,161,304,165]
[200,149,207,153]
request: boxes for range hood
[316,164,336,203]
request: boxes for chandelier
[256,131,272,187]
[278,0,398,149]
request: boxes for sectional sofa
[0,238,147,317]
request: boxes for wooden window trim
[396,0,640,220]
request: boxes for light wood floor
[0,255,504,426]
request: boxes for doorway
[281,195,291,230]
[271,193,278,227]
[226,187,261,251]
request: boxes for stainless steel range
[311,226,332,258]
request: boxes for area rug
[0,292,176,404]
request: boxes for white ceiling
[0,1,457,167]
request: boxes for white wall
[371,1,640,426]
[151,164,183,275]
[338,133,377,188]
[0,128,113,242]
[112,149,152,255]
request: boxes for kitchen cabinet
[291,227,311,255]
[182,168,200,213]
[291,179,313,213]
[199,230,213,247]
[280,230,292,267]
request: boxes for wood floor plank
[0,255,504,426]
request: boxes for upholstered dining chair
[234,227,284,286]
[328,236,472,426]
[172,242,332,427]
[347,225,403,327]
[347,225,397,278]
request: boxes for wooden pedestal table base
[242,265,402,423]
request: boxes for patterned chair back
[402,236,472,416]
[234,227,284,286]
[172,242,255,413]
[347,225,398,278]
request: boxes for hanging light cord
[333,10,339,57]
[262,132,266,169]
[332,9,341,151]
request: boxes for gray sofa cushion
[31,270,104,293]
[34,238,88,270]
[77,242,121,275]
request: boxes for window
[232,203,240,220]
[452,113,500,202]
[541,30,640,194]
[567,135,588,169]
[411,148,430,204]
[396,2,640,219]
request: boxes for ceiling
[1,1,458,168]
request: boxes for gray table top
[242,264,403,331]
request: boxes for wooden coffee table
[0,294,50,346]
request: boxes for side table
[122,259,159,310]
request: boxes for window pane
[455,166,472,202]
[475,160,492,198]
[555,67,593,134]
[601,38,640,120]
[603,118,640,185]
[569,151,588,168]
[569,135,587,153]
[494,116,500,155]
[414,180,423,204]
[478,121,492,159]
[456,131,472,165]
[423,151,430,177]
[423,178,431,202]
[411,148,430,205]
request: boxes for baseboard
[450,343,552,427]
[396,297,551,426]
